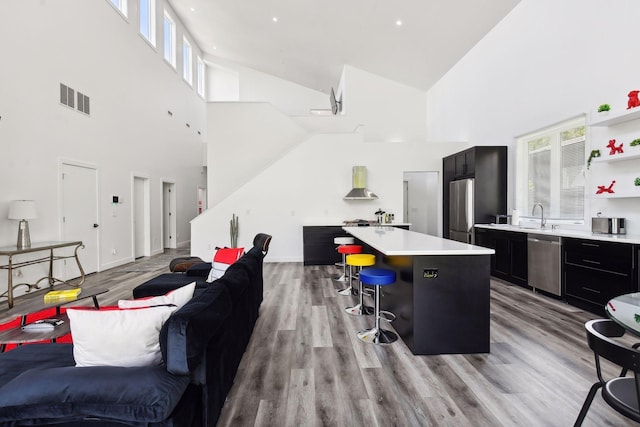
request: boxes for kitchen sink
[485,223,558,233]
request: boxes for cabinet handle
[582,286,601,294]
[582,259,601,265]
[581,242,600,248]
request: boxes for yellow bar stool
[333,237,356,282]
[345,253,376,316]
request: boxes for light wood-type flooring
[0,251,636,426]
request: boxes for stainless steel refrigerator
[449,178,474,244]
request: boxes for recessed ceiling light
[272,17,278,23]
[396,19,403,26]
[190,7,195,12]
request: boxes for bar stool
[333,237,355,282]
[336,245,363,295]
[345,254,376,315]
[356,268,397,344]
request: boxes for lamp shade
[8,200,38,220]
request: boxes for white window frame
[196,56,205,98]
[163,11,176,68]
[108,0,128,17]
[515,116,586,224]
[183,37,193,86]
[139,0,156,47]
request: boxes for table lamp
[8,200,38,249]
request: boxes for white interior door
[403,171,439,236]
[133,176,150,258]
[61,162,99,276]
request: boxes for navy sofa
[0,234,270,427]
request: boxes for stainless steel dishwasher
[527,233,561,296]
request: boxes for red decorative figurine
[596,180,616,194]
[628,90,640,109]
[606,139,624,155]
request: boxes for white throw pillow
[67,305,177,367]
[117,281,196,310]
[206,262,230,283]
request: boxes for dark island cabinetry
[563,237,637,314]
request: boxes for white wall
[0,0,207,296]
[205,58,329,116]
[192,131,457,262]
[426,0,640,232]
[197,62,463,262]
[207,102,308,205]
[208,64,240,101]
[341,65,428,143]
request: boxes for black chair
[574,318,640,426]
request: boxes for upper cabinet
[454,149,475,178]
[588,106,640,199]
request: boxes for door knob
[93,224,99,228]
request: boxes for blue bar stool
[345,254,376,315]
[356,268,398,344]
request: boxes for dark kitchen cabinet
[454,149,475,178]
[302,226,351,266]
[475,228,528,287]
[303,225,409,265]
[563,237,637,315]
[443,146,507,239]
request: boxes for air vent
[59,83,90,116]
[77,92,90,115]
[59,83,75,108]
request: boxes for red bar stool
[336,245,362,295]
[345,253,376,315]
[333,237,355,282]
[356,268,398,344]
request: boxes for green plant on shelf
[635,177,640,186]
[597,104,611,112]
[587,149,601,169]
[631,138,640,147]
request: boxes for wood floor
[1,253,635,426]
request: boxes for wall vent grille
[59,83,75,108]
[59,83,90,116]
[77,92,90,115]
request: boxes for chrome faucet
[532,203,545,228]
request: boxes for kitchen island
[344,226,494,355]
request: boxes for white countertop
[344,226,495,256]
[303,222,411,227]
[475,224,640,244]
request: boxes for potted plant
[587,149,601,169]
[597,104,611,114]
[630,138,640,147]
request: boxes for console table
[0,241,85,309]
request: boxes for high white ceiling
[168,0,520,93]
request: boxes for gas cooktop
[343,219,378,226]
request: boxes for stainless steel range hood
[344,166,378,200]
